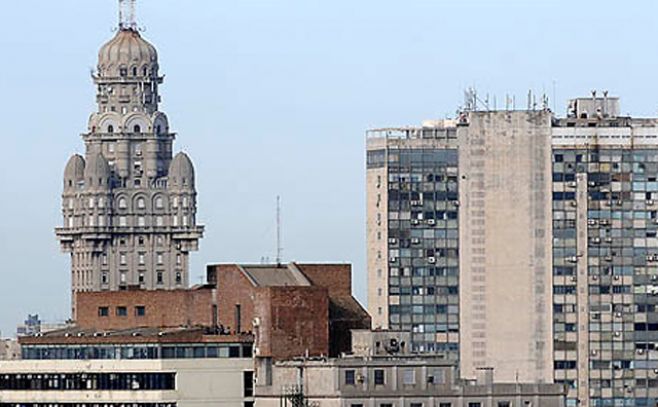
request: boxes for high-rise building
[55,2,203,317]
[367,94,658,406]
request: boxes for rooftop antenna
[118,0,138,31]
[276,196,283,265]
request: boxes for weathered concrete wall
[458,111,554,383]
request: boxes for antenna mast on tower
[276,196,283,265]
[118,0,138,30]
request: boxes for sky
[1,0,658,336]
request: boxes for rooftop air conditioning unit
[570,201,578,207]
[411,238,421,245]
[605,237,613,243]
[648,200,655,206]
[428,257,437,264]
[389,257,397,263]
[567,181,577,188]
[389,238,398,245]
[428,219,436,226]
[411,219,419,225]
[253,317,261,327]
[588,181,597,187]
[613,275,620,281]
[592,237,601,244]
[566,256,578,263]
[604,255,613,262]
[588,219,598,226]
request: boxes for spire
[118,0,137,31]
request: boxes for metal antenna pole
[276,196,283,265]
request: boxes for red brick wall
[212,264,256,334]
[75,289,214,330]
[295,263,352,297]
[254,286,329,360]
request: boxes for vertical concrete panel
[459,111,554,382]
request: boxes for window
[156,216,164,227]
[108,125,114,133]
[135,306,146,317]
[137,197,146,209]
[118,197,127,209]
[98,307,109,317]
[410,404,422,407]
[468,403,482,407]
[243,371,254,397]
[175,272,182,284]
[172,197,179,208]
[403,369,415,385]
[155,197,164,209]
[183,197,189,207]
[138,216,146,227]
[108,143,115,153]
[176,254,182,265]
[88,197,94,208]
[138,272,145,284]
[120,253,127,265]
[116,306,128,317]
[138,253,145,265]
[98,216,105,227]
[120,272,127,284]
[345,370,356,385]
[498,402,511,407]
[157,253,164,265]
[157,272,163,285]
[119,216,127,227]
[439,404,452,407]
[380,404,393,407]
[101,272,108,284]
[374,369,385,385]
[173,216,179,227]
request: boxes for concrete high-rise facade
[367,94,658,406]
[56,6,203,317]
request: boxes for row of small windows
[118,66,153,78]
[0,372,175,391]
[22,344,252,360]
[67,215,192,228]
[98,306,145,317]
[106,125,141,133]
[105,270,183,286]
[67,196,191,210]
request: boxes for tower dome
[64,154,86,189]
[84,153,112,189]
[97,29,158,78]
[168,152,195,188]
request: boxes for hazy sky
[1,0,658,336]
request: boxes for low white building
[0,359,253,407]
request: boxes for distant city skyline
[2,0,658,336]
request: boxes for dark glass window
[98,307,109,317]
[135,306,146,317]
[116,306,128,317]
[345,369,356,385]
[243,371,254,397]
[374,369,385,385]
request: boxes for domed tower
[56,0,204,318]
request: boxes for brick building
[71,262,369,361]
[207,263,371,359]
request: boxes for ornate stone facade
[56,26,203,317]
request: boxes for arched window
[134,125,141,133]
[132,67,138,76]
[156,125,162,135]
[137,197,146,209]
[143,67,148,76]
[155,197,164,209]
[118,197,127,209]
[107,125,114,133]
